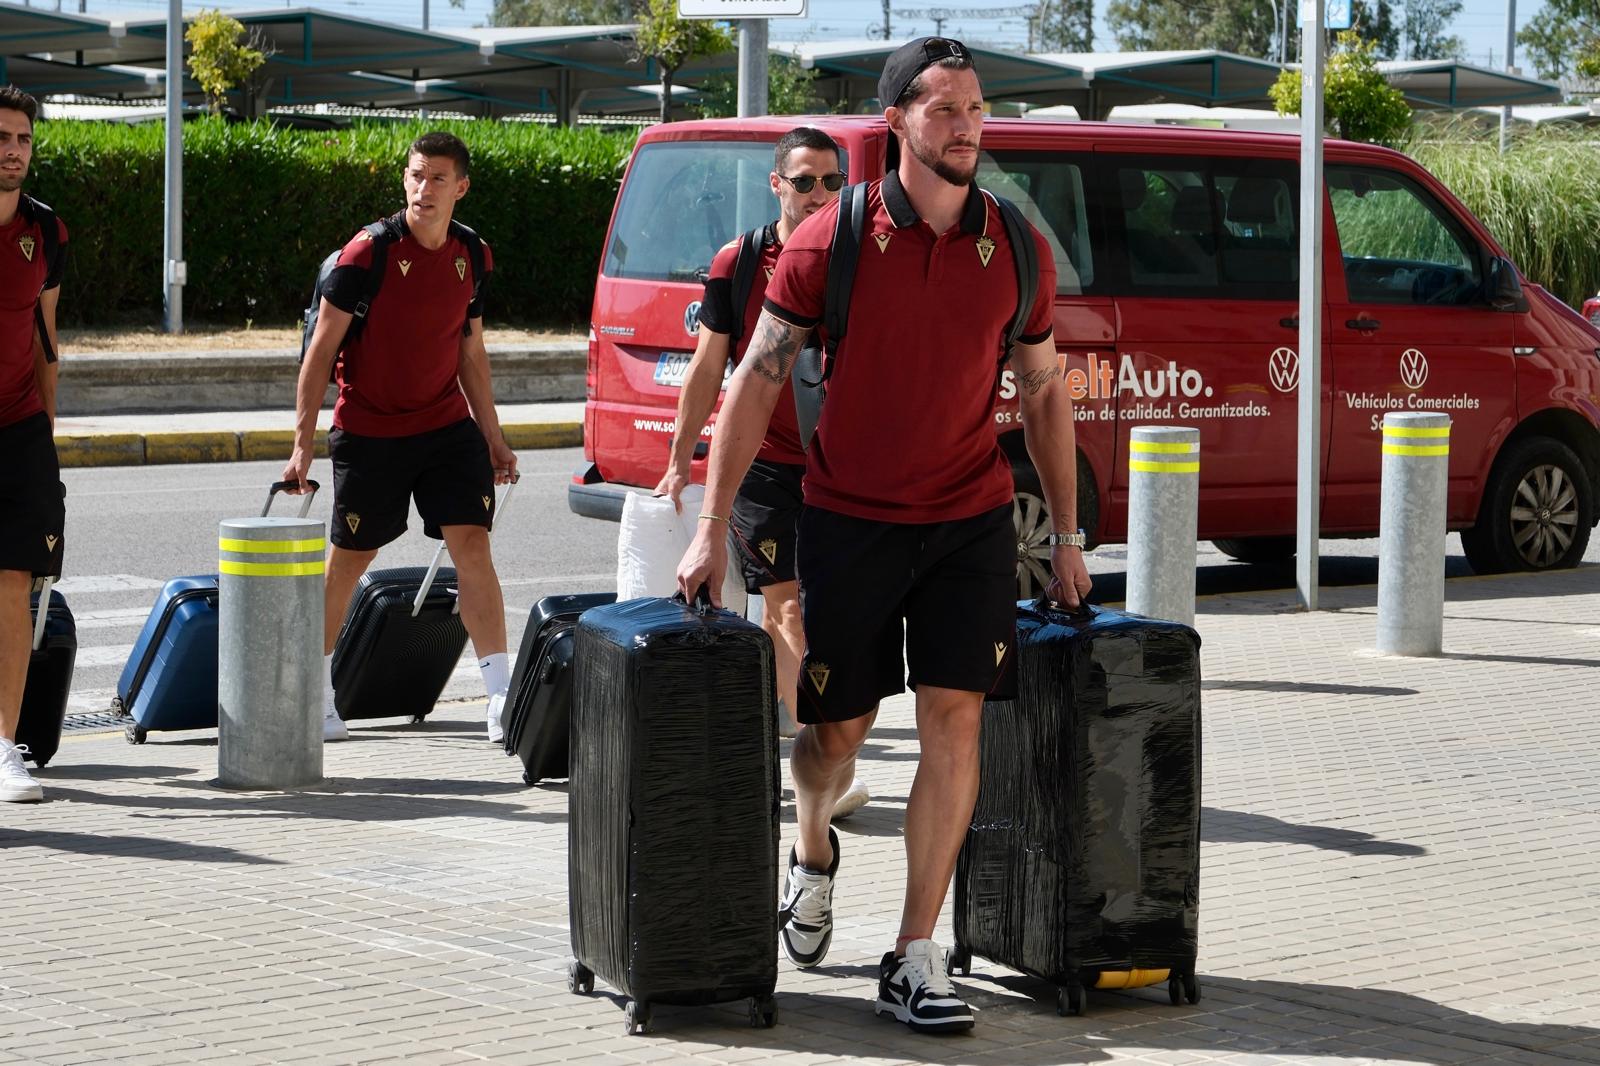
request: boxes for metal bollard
[217,516,326,789]
[1126,426,1201,626]
[1377,412,1451,656]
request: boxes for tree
[692,54,831,118]
[185,10,266,115]
[1516,0,1600,80]
[1350,0,1401,60]
[1105,0,1275,58]
[1401,0,1464,59]
[632,0,733,124]
[1270,30,1412,144]
[467,0,642,27]
[1035,0,1093,52]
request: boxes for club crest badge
[758,538,778,565]
[806,662,831,695]
[17,234,36,262]
[873,233,891,253]
[455,256,467,281]
[398,259,413,277]
[345,513,362,534]
[975,236,997,269]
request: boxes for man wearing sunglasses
[655,126,869,821]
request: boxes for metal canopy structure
[1033,50,1285,119]
[0,54,162,99]
[775,38,1086,112]
[1376,59,1561,109]
[0,5,131,68]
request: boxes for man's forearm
[668,340,728,473]
[459,345,504,440]
[1020,382,1078,531]
[699,311,808,517]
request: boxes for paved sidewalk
[4,569,1599,1065]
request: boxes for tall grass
[1404,119,1600,308]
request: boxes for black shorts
[794,502,1018,725]
[328,418,495,551]
[731,459,804,594]
[0,412,65,580]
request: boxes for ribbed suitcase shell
[953,602,1202,1010]
[332,566,467,722]
[115,575,220,735]
[18,590,75,768]
[504,592,615,785]
[568,596,778,1023]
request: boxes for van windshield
[604,140,840,283]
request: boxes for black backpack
[301,212,487,378]
[727,222,772,350]
[793,182,1039,450]
[20,194,65,364]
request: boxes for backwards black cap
[877,36,973,111]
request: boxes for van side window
[604,141,815,283]
[1112,158,1298,299]
[978,150,1095,295]
[1329,165,1482,306]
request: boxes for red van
[570,115,1600,592]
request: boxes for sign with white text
[678,0,808,16]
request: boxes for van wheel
[1011,459,1099,601]
[1211,537,1296,564]
[1461,436,1593,574]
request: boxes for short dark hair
[409,131,470,177]
[0,85,39,126]
[896,57,976,109]
[774,126,841,174]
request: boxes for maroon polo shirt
[0,205,68,428]
[763,172,1056,523]
[697,222,806,465]
[323,221,493,438]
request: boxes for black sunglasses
[779,172,846,194]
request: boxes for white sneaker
[486,692,507,745]
[776,697,797,739]
[323,707,349,742]
[0,739,44,803]
[830,777,870,821]
[875,939,975,1034]
[778,827,839,968]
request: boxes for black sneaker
[874,939,975,1034]
[778,826,839,968]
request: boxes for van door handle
[1279,316,1298,329]
[1346,317,1381,331]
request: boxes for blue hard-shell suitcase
[114,575,220,745]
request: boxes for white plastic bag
[616,485,746,613]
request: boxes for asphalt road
[52,446,1597,726]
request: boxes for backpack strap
[815,181,868,382]
[728,223,767,348]
[22,195,62,364]
[987,191,1040,380]
[448,218,487,337]
[346,214,402,339]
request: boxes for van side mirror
[1486,256,1528,312]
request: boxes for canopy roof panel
[1376,59,1561,109]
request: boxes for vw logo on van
[683,301,702,337]
[1268,347,1299,393]
[1399,348,1429,390]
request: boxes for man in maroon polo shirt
[654,125,869,821]
[677,38,1092,1032]
[282,131,518,743]
[0,85,67,804]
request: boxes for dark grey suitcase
[18,582,75,768]
[503,592,616,785]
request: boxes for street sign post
[679,0,807,13]
[678,0,808,119]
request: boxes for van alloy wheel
[1510,463,1580,568]
[1013,491,1055,599]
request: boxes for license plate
[653,352,733,388]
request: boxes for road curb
[55,422,583,468]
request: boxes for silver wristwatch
[1044,530,1087,548]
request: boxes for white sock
[479,652,510,699]
[322,653,336,716]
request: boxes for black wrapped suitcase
[566,594,779,1036]
[332,566,467,723]
[18,585,76,768]
[952,601,1202,1017]
[503,592,616,785]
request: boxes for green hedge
[29,117,637,328]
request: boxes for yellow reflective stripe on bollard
[1382,443,1450,457]
[218,559,325,577]
[218,537,326,554]
[1130,439,1199,473]
[1383,426,1451,439]
[1130,460,1201,473]
[1129,441,1197,455]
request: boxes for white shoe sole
[0,783,44,803]
[873,998,974,1033]
[830,782,870,821]
[487,726,504,744]
[323,720,350,742]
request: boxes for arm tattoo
[1020,366,1059,397]
[748,315,807,385]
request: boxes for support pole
[737,19,768,118]
[1500,0,1517,153]
[162,0,184,334]
[1295,0,1326,610]
[217,516,326,789]
[1376,413,1451,656]
[1125,427,1201,627]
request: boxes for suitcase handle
[1028,596,1098,624]
[31,576,52,652]
[263,480,321,518]
[411,475,520,618]
[671,585,717,614]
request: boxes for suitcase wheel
[1168,972,1200,1006]
[125,723,148,745]
[947,945,971,977]
[1057,984,1087,1017]
[748,994,777,1029]
[624,999,651,1036]
[409,715,426,725]
[29,755,49,768]
[566,960,593,996]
